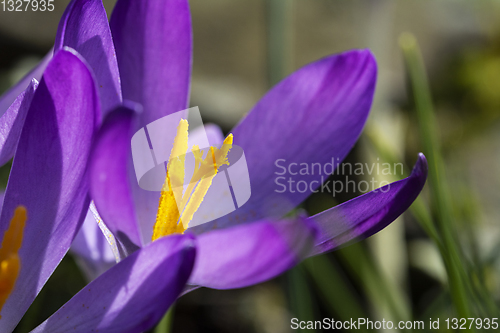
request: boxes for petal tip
[343,48,377,68]
[51,48,95,88]
[59,46,92,70]
[412,153,428,181]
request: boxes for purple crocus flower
[87,0,427,287]
[0,0,428,331]
[60,0,426,290]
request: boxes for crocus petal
[110,0,192,127]
[0,79,37,166]
[90,105,143,251]
[188,218,316,289]
[110,0,192,241]
[31,234,196,333]
[0,50,52,118]
[309,153,428,256]
[0,49,99,331]
[55,0,122,113]
[193,50,377,233]
[70,209,116,281]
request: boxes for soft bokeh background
[2,0,500,332]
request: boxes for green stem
[288,265,317,333]
[305,256,368,325]
[265,0,293,87]
[400,32,472,318]
[337,244,411,331]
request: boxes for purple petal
[0,80,37,166]
[90,105,143,250]
[193,50,377,233]
[110,0,192,127]
[31,234,196,333]
[0,49,100,331]
[188,218,316,289]
[310,153,428,256]
[0,50,52,118]
[70,209,117,281]
[110,0,192,242]
[55,0,122,113]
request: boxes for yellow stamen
[0,206,27,318]
[152,121,233,241]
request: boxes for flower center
[152,119,233,240]
[0,206,26,318]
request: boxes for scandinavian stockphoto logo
[274,158,403,196]
[131,107,251,229]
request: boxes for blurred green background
[2,0,500,332]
